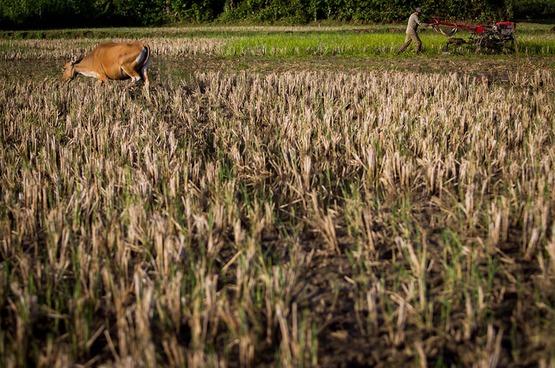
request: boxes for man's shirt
[406,12,423,34]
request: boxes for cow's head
[62,56,81,82]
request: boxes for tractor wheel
[444,38,467,54]
[504,37,517,54]
[479,35,503,54]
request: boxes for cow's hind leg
[142,71,150,98]
[121,65,142,86]
[140,66,149,90]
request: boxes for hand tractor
[428,18,516,53]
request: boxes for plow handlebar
[429,18,487,34]
[429,18,515,36]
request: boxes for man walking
[398,7,427,54]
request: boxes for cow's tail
[136,45,150,69]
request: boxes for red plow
[429,18,516,53]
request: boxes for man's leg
[412,32,423,53]
[398,34,412,54]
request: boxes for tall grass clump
[223,32,555,57]
[223,33,440,56]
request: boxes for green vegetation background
[1,0,554,29]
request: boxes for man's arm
[415,15,429,27]
[414,14,421,25]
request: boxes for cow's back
[90,42,144,80]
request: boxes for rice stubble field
[1,25,555,367]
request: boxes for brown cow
[62,42,150,89]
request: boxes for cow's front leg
[96,77,107,86]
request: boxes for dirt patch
[2,54,554,85]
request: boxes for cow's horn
[70,55,82,65]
